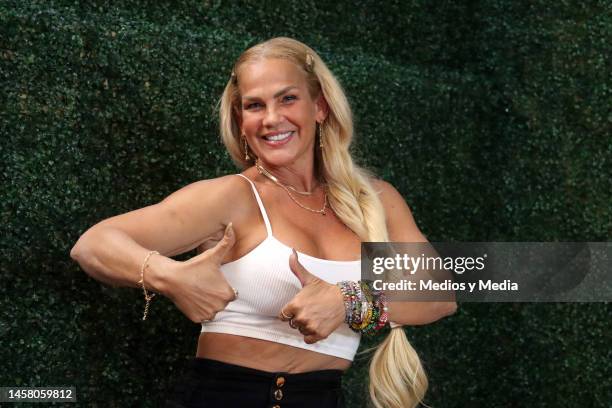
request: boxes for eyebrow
[242,85,298,101]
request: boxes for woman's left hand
[278,249,346,344]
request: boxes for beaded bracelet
[363,284,388,335]
[337,280,389,336]
[356,282,373,330]
[362,281,389,334]
[356,281,378,334]
[338,281,358,325]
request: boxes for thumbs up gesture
[278,249,346,344]
[163,223,239,324]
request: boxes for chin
[253,144,314,168]
[257,153,298,167]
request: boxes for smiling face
[236,58,327,169]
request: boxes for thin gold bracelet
[138,250,159,321]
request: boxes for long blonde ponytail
[219,37,428,408]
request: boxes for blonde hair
[218,37,428,408]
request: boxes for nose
[262,106,282,128]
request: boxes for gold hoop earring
[242,135,250,161]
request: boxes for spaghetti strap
[235,174,273,237]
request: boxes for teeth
[265,131,292,141]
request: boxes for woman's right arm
[70,175,246,321]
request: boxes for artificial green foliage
[1,1,610,407]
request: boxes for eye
[244,102,261,110]
[282,94,297,103]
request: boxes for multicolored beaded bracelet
[337,280,389,336]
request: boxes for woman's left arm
[373,179,457,326]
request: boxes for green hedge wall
[1,1,610,407]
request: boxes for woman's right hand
[153,223,238,323]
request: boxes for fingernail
[225,222,233,235]
[292,248,298,258]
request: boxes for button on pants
[164,358,345,408]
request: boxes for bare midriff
[196,332,352,373]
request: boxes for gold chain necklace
[255,161,314,196]
[255,160,328,215]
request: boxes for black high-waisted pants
[164,358,345,408]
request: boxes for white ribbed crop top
[200,174,362,361]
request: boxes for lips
[262,131,294,146]
[263,131,293,141]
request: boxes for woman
[71,37,456,408]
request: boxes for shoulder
[370,178,402,202]
[370,178,408,215]
[160,173,255,222]
[163,173,252,204]
[369,178,427,242]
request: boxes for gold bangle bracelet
[138,250,159,321]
